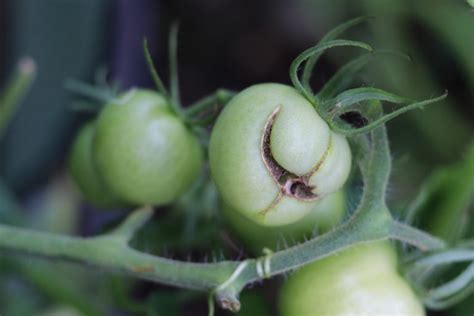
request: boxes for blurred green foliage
[0,0,111,192]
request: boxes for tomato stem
[0,109,450,314]
[64,78,116,104]
[0,115,449,313]
[184,89,236,123]
[169,22,182,109]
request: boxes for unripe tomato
[223,190,345,253]
[209,83,351,226]
[279,242,425,316]
[68,121,124,208]
[93,89,203,205]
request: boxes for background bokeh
[0,0,472,315]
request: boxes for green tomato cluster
[69,89,203,207]
[66,76,426,314]
[279,241,425,316]
[210,83,351,226]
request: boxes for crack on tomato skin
[305,132,332,179]
[258,192,283,216]
[260,106,319,203]
[282,178,316,200]
[261,106,288,182]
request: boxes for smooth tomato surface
[280,242,425,316]
[94,89,203,205]
[69,121,123,208]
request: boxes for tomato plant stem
[184,89,236,121]
[0,211,238,291]
[0,121,446,313]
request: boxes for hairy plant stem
[0,208,237,291]
[184,89,236,122]
[0,123,445,313]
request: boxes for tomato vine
[0,17,471,316]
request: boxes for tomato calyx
[260,106,323,203]
[281,177,314,200]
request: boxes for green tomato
[93,89,203,205]
[209,83,351,226]
[280,241,425,316]
[223,190,345,253]
[68,121,124,208]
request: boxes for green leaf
[302,16,370,94]
[329,87,413,112]
[64,78,115,104]
[184,89,236,124]
[405,142,474,243]
[330,92,447,136]
[318,50,411,101]
[290,39,372,104]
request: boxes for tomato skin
[308,132,351,196]
[279,242,425,316]
[209,83,351,226]
[68,121,124,208]
[93,89,203,205]
[223,190,345,253]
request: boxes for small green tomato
[93,89,203,205]
[209,83,351,226]
[68,121,124,208]
[280,241,425,316]
[223,190,345,253]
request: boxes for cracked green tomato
[209,83,351,226]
